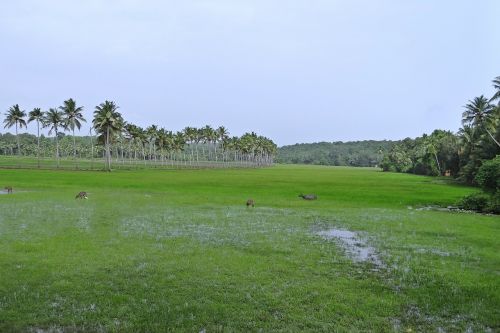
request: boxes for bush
[485,192,500,214]
[458,192,490,212]
[475,156,500,193]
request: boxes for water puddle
[317,228,384,267]
[410,205,477,214]
[414,248,451,257]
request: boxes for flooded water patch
[411,205,479,214]
[414,248,451,257]
[317,228,384,267]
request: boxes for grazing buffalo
[4,186,13,194]
[299,193,317,200]
[246,199,255,207]
[75,191,88,199]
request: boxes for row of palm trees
[3,99,86,168]
[2,99,278,170]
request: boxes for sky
[0,0,499,146]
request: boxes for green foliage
[380,76,500,184]
[380,145,413,172]
[457,191,499,214]
[463,156,500,214]
[277,140,394,167]
[1,100,278,169]
[485,192,500,214]
[381,130,461,176]
[457,192,490,212]
[475,155,500,193]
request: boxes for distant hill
[276,140,398,167]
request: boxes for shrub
[485,192,500,214]
[475,156,500,193]
[458,192,490,212]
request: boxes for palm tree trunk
[485,128,500,147]
[106,126,111,171]
[190,145,194,167]
[142,145,146,166]
[196,144,199,167]
[433,152,441,175]
[128,141,133,166]
[55,130,60,168]
[121,141,125,166]
[73,128,78,169]
[36,120,40,168]
[90,128,94,170]
[15,123,20,156]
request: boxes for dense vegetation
[380,76,499,181]
[2,100,277,170]
[379,76,500,213]
[1,165,498,332]
[458,156,500,213]
[278,77,499,188]
[277,140,396,167]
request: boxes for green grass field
[0,165,498,332]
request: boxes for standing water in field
[317,229,384,267]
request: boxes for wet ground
[317,228,384,267]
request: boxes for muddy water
[317,228,383,267]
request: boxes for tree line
[2,99,277,170]
[380,76,500,213]
[277,140,396,167]
[380,76,499,180]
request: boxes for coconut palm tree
[28,107,45,167]
[3,104,27,156]
[93,100,123,171]
[173,131,186,167]
[156,128,171,166]
[201,125,215,160]
[462,96,500,147]
[113,117,126,165]
[89,127,95,169]
[216,126,229,164]
[136,127,148,165]
[163,130,175,167]
[124,123,141,163]
[60,98,86,166]
[490,76,500,141]
[44,108,65,167]
[490,76,500,105]
[183,126,198,165]
[145,125,158,163]
[225,136,239,165]
[136,126,147,164]
[424,140,441,175]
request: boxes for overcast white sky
[1,0,499,146]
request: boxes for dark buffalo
[299,194,317,200]
[75,191,88,199]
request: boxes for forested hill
[276,140,397,167]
